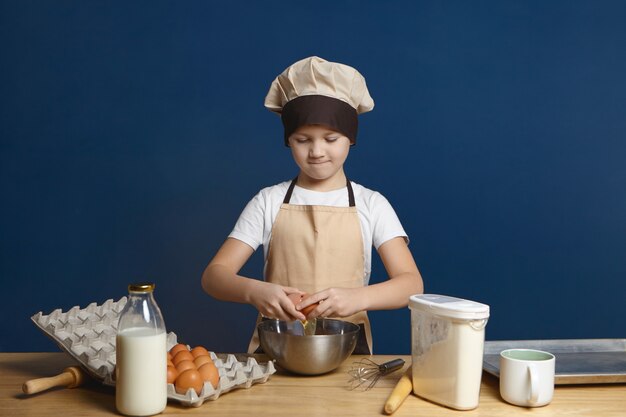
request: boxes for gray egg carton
[31,297,276,407]
[169,352,275,407]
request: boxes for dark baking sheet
[483,339,626,384]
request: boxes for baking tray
[483,339,626,384]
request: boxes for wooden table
[1,353,624,416]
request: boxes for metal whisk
[348,358,406,390]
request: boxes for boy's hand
[297,287,365,319]
[250,282,306,321]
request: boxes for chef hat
[264,56,374,146]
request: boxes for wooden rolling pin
[383,366,413,415]
[22,366,86,395]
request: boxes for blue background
[2,1,625,354]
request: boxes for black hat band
[281,95,358,146]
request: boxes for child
[201,56,423,354]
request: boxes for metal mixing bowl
[258,318,360,375]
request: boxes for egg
[193,355,213,369]
[172,350,194,365]
[288,293,319,317]
[175,369,204,395]
[300,294,319,317]
[169,343,188,356]
[190,346,210,358]
[167,365,178,384]
[287,293,303,306]
[175,359,196,373]
[198,362,220,389]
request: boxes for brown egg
[175,369,203,395]
[193,355,213,369]
[198,363,220,389]
[300,293,320,317]
[167,365,178,384]
[172,350,194,365]
[287,293,304,306]
[169,343,188,356]
[175,359,196,373]
[289,292,319,317]
[190,346,210,358]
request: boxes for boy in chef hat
[202,56,423,354]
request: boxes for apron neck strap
[283,177,356,207]
[347,179,355,207]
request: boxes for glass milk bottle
[116,283,167,416]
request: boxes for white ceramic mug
[499,348,555,407]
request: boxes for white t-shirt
[228,180,408,285]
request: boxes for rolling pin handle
[22,366,85,395]
[64,366,84,388]
[383,366,413,415]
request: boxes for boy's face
[287,125,351,182]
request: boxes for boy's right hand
[250,282,306,321]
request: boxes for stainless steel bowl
[258,318,360,375]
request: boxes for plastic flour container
[409,294,490,410]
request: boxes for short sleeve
[369,192,409,249]
[228,191,266,251]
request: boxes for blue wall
[2,1,625,354]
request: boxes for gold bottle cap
[128,282,155,292]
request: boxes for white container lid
[409,294,490,320]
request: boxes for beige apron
[247,177,372,354]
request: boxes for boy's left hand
[296,287,365,319]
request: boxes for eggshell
[287,293,303,306]
[175,369,203,395]
[190,346,209,358]
[289,292,319,317]
[175,359,196,373]
[167,365,178,384]
[169,343,188,356]
[193,355,213,369]
[300,295,319,316]
[172,350,194,365]
[198,362,220,389]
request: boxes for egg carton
[31,297,276,407]
[167,352,275,407]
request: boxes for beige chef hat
[264,56,374,146]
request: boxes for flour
[409,295,490,410]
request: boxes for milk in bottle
[116,283,167,416]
